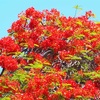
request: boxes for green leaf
[74,34,85,39]
[70,55,82,60]
[84,55,93,61]
[31,61,43,68]
[73,72,85,83]
[90,31,97,36]
[11,69,29,84]
[73,5,82,10]
[80,50,90,54]
[42,66,53,73]
[84,71,100,79]
[25,60,43,69]
[0,97,11,100]
[76,21,82,26]
[54,92,65,100]
[62,83,71,87]
[56,18,62,25]
[81,63,88,71]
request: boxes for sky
[0,0,100,72]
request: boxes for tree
[0,7,100,100]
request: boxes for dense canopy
[0,7,100,100]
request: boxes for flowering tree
[0,7,100,100]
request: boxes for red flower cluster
[0,37,20,53]
[0,55,18,71]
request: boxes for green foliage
[0,97,11,100]
[84,71,100,79]
[11,69,29,84]
[24,60,43,69]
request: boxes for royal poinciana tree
[0,7,100,100]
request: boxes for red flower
[11,93,34,100]
[29,19,39,29]
[94,55,100,65]
[25,7,35,17]
[85,11,95,18]
[27,39,34,48]
[63,79,78,87]
[47,94,59,100]
[59,50,75,60]
[83,80,99,97]
[11,19,25,32]
[62,89,72,99]
[19,58,27,66]
[0,37,20,53]
[95,66,100,71]
[0,55,18,71]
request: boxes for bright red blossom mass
[0,55,18,71]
